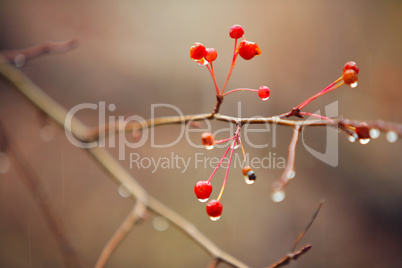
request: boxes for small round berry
[190,42,207,60]
[343,61,359,74]
[201,132,215,150]
[229,24,244,39]
[206,200,223,221]
[242,166,256,185]
[205,48,217,62]
[242,166,252,176]
[355,122,371,140]
[238,39,261,60]
[258,86,270,101]
[343,69,358,87]
[194,181,213,202]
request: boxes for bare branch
[267,244,312,268]
[95,202,146,268]
[272,125,301,194]
[0,39,78,65]
[267,201,323,268]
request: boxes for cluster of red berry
[195,129,256,221]
[190,25,362,221]
[189,24,270,101]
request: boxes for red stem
[299,112,334,122]
[221,39,239,95]
[207,146,231,183]
[222,88,258,97]
[206,63,220,96]
[217,141,236,201]
[296,76,343,110]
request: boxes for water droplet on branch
[386,131,398,143]
[271,190,285,203]
[118,184,132,198]
[369,128,380,139]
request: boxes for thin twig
[0,123,82,268]
[291,200,324,252]
[95,202,146,268]
[0,39,78,65]
[272,125,301,193]
[267,201,324,268]
[267,244,312,268]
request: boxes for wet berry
[355,122,371,139]
[201,132,215,150]
[194,181,213,202]
[205,48,217,62]
[343,69,358,86]
[238,39,261,60]
[343,61,359,74]
[242,166,256,184]
[258,86,270,101]
[190,42,207,60]
[229,24,244,39]
[206,200,223,221]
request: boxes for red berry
[190,42,207,60]
[229,24,244,39]
[343,69,358,86]
[238,39,261,60]
[355,122,370,139]
[258,86,270,101]
[205,48,217,62]
[343,61,359,74]
[206,200,223,220]
[201,132,214,149]
[242,166,252,176]
[194,181,213,202]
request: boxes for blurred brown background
[1,0,402,267]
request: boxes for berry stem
[299,112,334,122]
[215,136,235,144]
[217,141,236,201]
[207,145,231,183]
[206,63,220,96]
[295,76,344,111]
[222,88,258,97]
[220,39,239,95]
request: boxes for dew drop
[350,81,358,88]
[118,184,131,198]
[271,190,285,203]
[386,131,398,143]
[369,128,380,139]
[205,145,214,150]
[261,96,270,101]
[198,198,209,203]
[287,170,296,179]
[359,138,370,145]
[348,135,356,143]
[152,216,169,232]
[244,175,255,185]
[272,116,280,123]
[0,152,11,174]
[231,140,240,149]
[14,54,26,67]
[209,216,221,221]
[195,58,208,66]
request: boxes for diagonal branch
[0,39,78,65]
[95,202,147,268]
